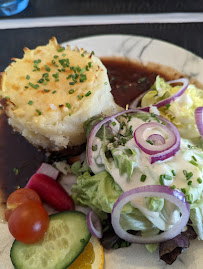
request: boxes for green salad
[71,76,203,264]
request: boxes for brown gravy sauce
[0,58,184,211]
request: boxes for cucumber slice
[10,211,91,269]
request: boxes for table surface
[0,0,202,72]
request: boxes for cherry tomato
[5,188,42,221]
[8,201,49,244]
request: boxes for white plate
[1,34,203,269]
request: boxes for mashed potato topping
[0,37,121,151]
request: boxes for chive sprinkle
[13,167,19,175]
[28,100,33,105]
[57,47,65,52]
[181,188,186,194]
[171,185,176,190]
[52,91,56,94]
[140,174,147,182]
[78,95,82,100]
[189,160,198,167]
[26,75,30,80]
[188,180,192,186]
[146,140,153,145]
[112,122,116,126]
[171,170,176,176]
[36,109,41,115]
[29,82,39,89]
[54,55,59,59]
[197,178,202,184]
[43,89,50,92]
[45,65,51,72]
[66,103,71,109]
[85,91,91,97]
[69,82,75,85]
[24,86,28,89]
[69,89,74,94]
[88,62,92,68]
[192,156,197,161]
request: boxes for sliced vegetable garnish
[35,162,59,179]
[111,185,190,244]
[134,122,176,155]
[137,78,189,111]
[10,211,91,269]
[87,109,144,168]
[87,210,103,239]
[195,107,203,138]
[27,173,74,211]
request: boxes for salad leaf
[141,76,203,139]
[111,147,137,180]
[71,171,154,231]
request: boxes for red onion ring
[131,78,189,111]
[36,163,59,180]
[147,134,165,145]
[87,210,103,239]
[111,185,190,244]
[195,107,203,138]
[87,109,143,167]
[134,122,176,155]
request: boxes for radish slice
[111,185,190,244]
[87,210,103,239]
[195,107,203,138]
[36,163,59,180]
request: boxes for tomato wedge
[5,188,42,221]
[8,201,49,244]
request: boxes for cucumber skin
[10,211,91,269]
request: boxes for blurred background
[0,0,203,71]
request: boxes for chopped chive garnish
[29,82,39,89]
[45,65,51,72]
[104,82,108,85]
[54,55,59,59]
[24,86,28,89]
[38,78,44,83]
[52,60,58,67]
[138,77,146,83]
[28,100,33,105]
[171,170,176,176]
[164,175,172,180]
[186,172,193,180]
[112,122,116,126]
[66,103,71,109]
[26,75,30,80]
[192,156,197,161]
[69,113,71,116]
[88,62,92,68]
[13,167,19,175]
[36,109,41,115]
[69,82,75,85]
[146,140,153,145]
[81,53,84,57]
[92,145,98,151]
[4,96,10,99]
[62,53,66,57]
[197,178,202,184]
[140,174,147,182]
[69,89,74,94]
[189,160,198,167]
[57,47,65,52]
[52,91,56,94]
[183,170,188,176]
[188,180,192,186]
[78,95,82,100]
[181,188,186,194]
[85,91,91,97]
[43,89,50,92]
[171,185,176,190]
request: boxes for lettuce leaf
[71,171,154,231]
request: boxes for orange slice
[69,236,104,269]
